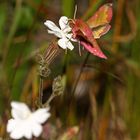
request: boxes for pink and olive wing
[86,3,113,28]
[80,38,107,59]
[93,24,111,39]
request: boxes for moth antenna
[78,41,81,56]
[74,5,77,19]
[65,48,67,54]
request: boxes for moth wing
[81,37,107,59]
[87,3,113,28]
[93,24,111,39]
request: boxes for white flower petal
[58,38,74,50]
[9,121,25,139]
[7,119,13,132]
[48,30,62,38]
[63,26,72,33]
[59,16,69,30]
[23,123,32,139]
[58,38,67,49]
[7,119,17,133]
[44,20,60,32]
[71,38,78,42]
[66,40,74,50]
[66,33,72,39]
[59,16,72,33]
[31,108,51,124]
[10,130,23,139]
[11,102,31,119]
[32,123,42,137]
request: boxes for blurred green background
[0,0,140,139]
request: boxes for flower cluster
[44,16,76,50]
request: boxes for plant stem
[39,77,43,105]
[71,52,90,96]
[44,94,56,107]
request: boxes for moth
[69,3,113,59]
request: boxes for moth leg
[65,48,68,54]
[78,41,82,56]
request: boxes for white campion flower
[44,16,76,50]
[7,101,51,139]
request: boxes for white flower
[7,101,51,139]
[44,16,76,50]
